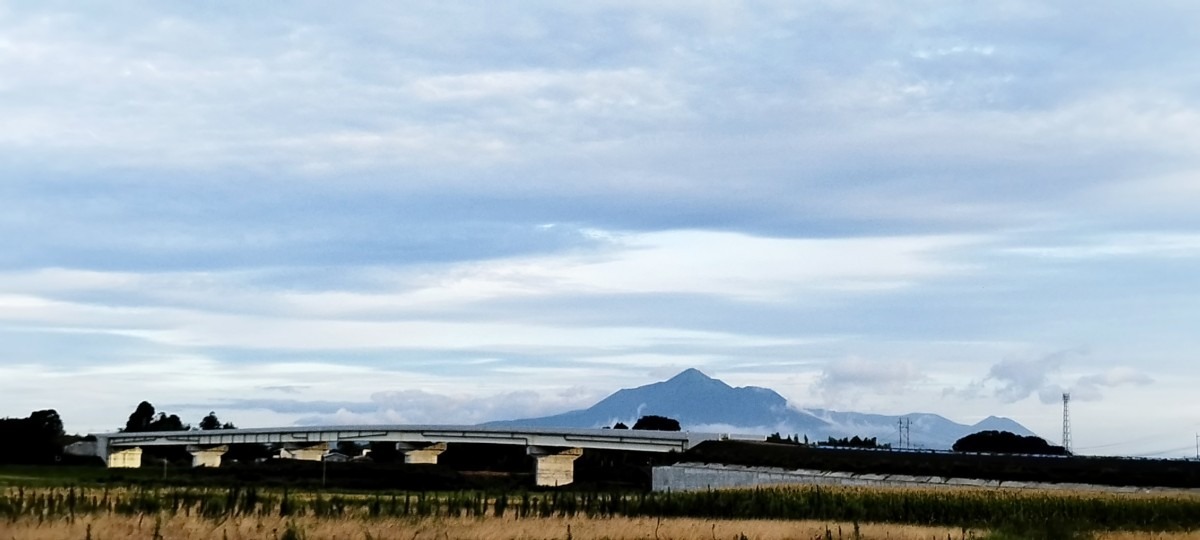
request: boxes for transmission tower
[1062,392,1072,453]
[896,417,912,449]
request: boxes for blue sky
[3,1,1199,456]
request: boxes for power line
[1132,445,1198,458]
[1075,430,1189,451]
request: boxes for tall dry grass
[7,485,1200,538]
[0,514,974,540]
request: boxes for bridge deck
[96,424,728,453]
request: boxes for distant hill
[485,368,1037,449]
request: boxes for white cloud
[432,230,978,302]
[1004,233,1200,260]
[0,228,975,354]
[951,348,1154,405]
[813,356,925,406]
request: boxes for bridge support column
[281,444,327,461]
[397,442,447,464]
[106,447,143,468]
[188,445,229,468]
[528,446,583,487]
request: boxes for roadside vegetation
[3,484,1200,538]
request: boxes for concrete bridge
[91,425,731,486]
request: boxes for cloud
[258,385,309,395]
[813,356,925,405]
[0,228,974,357]
[1041,367,1155,403]
[1003,233,1200,260]
[986,348,1085,403]
[175,387,603,427]
[951,348,1153,404]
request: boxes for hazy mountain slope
[486,369,1038,449]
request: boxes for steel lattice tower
[1062,392,1072,453]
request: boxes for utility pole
[904,418,912,449]
[1195,433,1198,460]
[898,418,904,449]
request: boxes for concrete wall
[652,462,1200,494]
[399,442,446,464]
[189,445,228,468]
[106,447,143,468]
[280,445,327,461]
[529,447,583,487]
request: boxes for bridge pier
[528,446,583,487]
[188,445,228,468]
[397,442,447,464]
[280,444,327,461]
[106,447,143,468]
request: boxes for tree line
[0,410,67,464]
[0,402,239,465]
[121,401,235,433]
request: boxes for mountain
[485,368,1038,450]
[488,368,829,433]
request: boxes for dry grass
[7,486,1200,538]
[0,514,974,540]
[6,514,1200,540]
[1095,535,1200,540]
[753,482,1200,500]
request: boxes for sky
[2,1,1199,457]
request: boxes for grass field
[4,514,1200,539]
[5,465,1200,539]
[0,514,968,540]
[4,484,1200,539]
[0,466,119,487]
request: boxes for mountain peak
[662,368,732,392]
[970,415,1036,437]
[668,368,713,383]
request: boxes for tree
[0,409,67,464]
[148,413,188,432]
[122,402,189,433]
[28,410,64,439]
[767,432,805,445]
[817,435,890,449]
[631,415,681,432]
[199,412,234,430]
[952,430,1069,455]
[612,422,629,430]
[124,401,156,432]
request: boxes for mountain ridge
[485,368,1037,449]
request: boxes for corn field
[2,484,1199,535]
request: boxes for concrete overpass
[91,425,733,486]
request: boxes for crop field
[2,484,1200,539]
